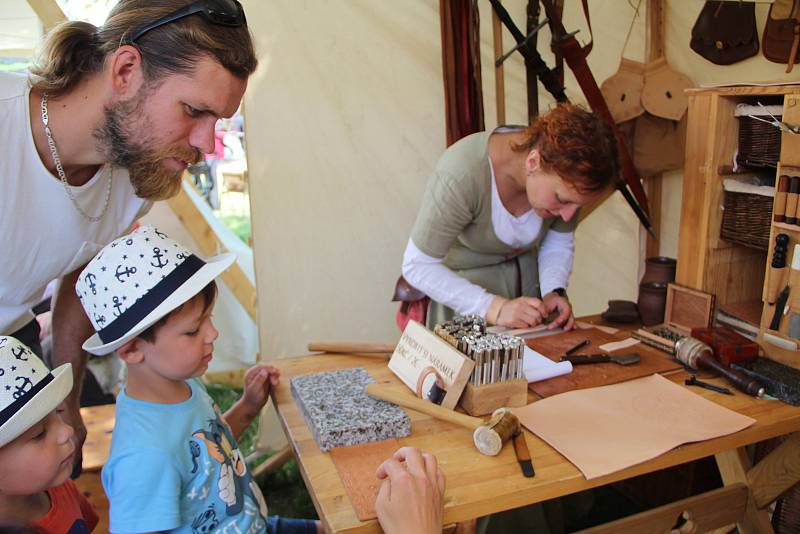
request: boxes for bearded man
[0,0,257,474]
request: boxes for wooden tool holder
[459,379,528,417]
[762,163,800,364]
[633,283,715,353]
[746,93,800,369]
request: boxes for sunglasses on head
[129,0,246,43]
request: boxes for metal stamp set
[434,315,525,386]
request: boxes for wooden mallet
[365,383,520,456]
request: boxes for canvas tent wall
[243,0,800,360]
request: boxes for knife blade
[770,285,790,331]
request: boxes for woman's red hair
[513,103,618,192]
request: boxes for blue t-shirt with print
[102,379,268,533]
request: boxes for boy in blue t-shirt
[77,226,319,534]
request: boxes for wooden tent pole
[645,0,664,257]
[492,9,506,125]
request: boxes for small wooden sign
[388,320,475,410]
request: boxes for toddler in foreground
[0,336,97,532]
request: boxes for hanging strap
[489,0,567,102]
[542,0,653,234]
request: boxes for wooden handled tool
[307,341,395,355]
[775,175,789,223]
[767,233,790,304]
[675,337,764,397]
[365,383,519,456]
[786,177,800,225]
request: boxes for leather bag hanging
[763,0,800,72]
[690,1,759,65]
[601,58,646,124]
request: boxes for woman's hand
[489,295,549,328]
[542,292,575,331]
[374,447,445,534]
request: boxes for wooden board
[329,439,401,521]
[81,403,115,472]
[527,328,681,398]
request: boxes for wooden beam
[715,448,775,534]
[26,0,66,32]
[576,483,747,534]
[747,432,800,509]
[492,10,506,126]
[0,48,36,58]
[166,181,258,320]
[645,177,662,258]
[644,0,665,257]
[647,0,665,61]
[251,445,294,478]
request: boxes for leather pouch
[392,275,429,331]
[601,300,639,324]
[763,0,800,71]
[690,1,759,65]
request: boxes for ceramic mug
[638,282,668,326]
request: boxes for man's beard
[94,94,201,201]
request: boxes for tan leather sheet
[514,374,756,480]
[330,439,401,521]
[527,327,681,397]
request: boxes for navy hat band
[98,254,205,343]
[0,372,54,427]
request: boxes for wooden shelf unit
[676,86,800,369]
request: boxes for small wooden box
[690,326,759,366]
[633,284,715,353]
[458,379,528,417]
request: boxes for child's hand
[241,364,280,411]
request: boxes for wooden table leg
[747,432,800,509]
[715,448,774,534]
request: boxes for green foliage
[203,382,258,456]
[218,213,251,245]
[257,458,319,520]
[0,62,31,73]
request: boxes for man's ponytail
[29,21,104,97]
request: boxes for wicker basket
[720,187,774,251]
[735,104,782,168]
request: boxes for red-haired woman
[402,104,618,331]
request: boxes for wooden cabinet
[676,86,800,369]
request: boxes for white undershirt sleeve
[537,229,574,296]
[402,239,495,318]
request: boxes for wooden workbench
[272,352,800,533]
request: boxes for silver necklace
[41,93,112,223]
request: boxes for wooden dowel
[307,341,395,354]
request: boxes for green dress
[409,131,578,328]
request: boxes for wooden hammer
[365,383,520,457]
